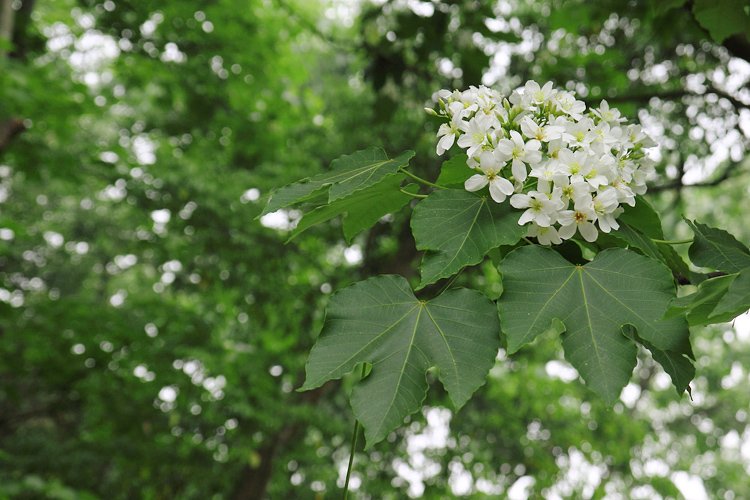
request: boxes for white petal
[496,139,513,155]
[510,193,529,209]
[546,227,563,245]
[492,176,515,195]
[525,139,541,151]
[437,133,455,155]
[556,210,575,226]
[579,222,598,242]
[535,213,551,227]
[510,130,523,144]
[479,151,497,172]
[488,182,508,203]
[557,223,577,240]
[518,210,535,225]
[512,159,527,182]
[464,174,488,192]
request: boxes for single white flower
[436,111,465,155]
[527,223,563,245]
[592,99,625,124]
[557,199,598,242]
[464,150,515,203]
[496,130,541,182]
[591,189,621,233]
[458,114,493,157]
[553,92,586,120]
[565,117,596,148]
[523,80,556,105]
[520,116,565,142]
[510,191,564,227]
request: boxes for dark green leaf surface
[300,275,500,447]
[666,275,738,326]
[619,197,664,238]
[497,246,691,402]
[328,149,415,201]
[611,223,662,261]
[261,148,415,215]
[712,268,750,319]
[687,220,750,273]
[411,190,525,288]
[436,154,472,187]
[622,326,694,395]
[287,175,414,242]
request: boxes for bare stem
[652,238,692,245]
[343,364,367,499]
[399,168,446,189]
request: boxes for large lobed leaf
[497,246,693,403]
[261,148,415,215]
[300,275,500,447]
[411,190,526,288]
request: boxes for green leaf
[622,326,694,396]
[666,274,738,326]
[610,222,691,280]
[411,190,526,288]
[328,149,415,202]
[260,182,327,216]
[436,154,472,188]
[611,223,662,261]
[712,268,750,319]
[687,220,750,273]
[261,148,415,215]
[286,175,415,242]
[300,275,500,447]
[618,197,664,239]
[693,0,750,43]
[651,0,688,17]
[497,247,691,403]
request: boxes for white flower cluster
[432,81,656,245]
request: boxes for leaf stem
[399,168,446,189]
[343,364,367,499]
[400,188,428,199]
[652,238,693,245]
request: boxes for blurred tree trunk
[0,0,14,59]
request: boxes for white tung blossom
[431,81,657,245]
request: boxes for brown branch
[649,159,746,192]
[586,87,749,111]
[0,118,26,153]
[0,0,14,58]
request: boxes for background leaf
[687,220,750,272]
[666,275,738,325]
[692,0,750,43]
[287,175,415,242]
[261,148,415,215]
[300,275,500,447]
[712,268,750,318]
